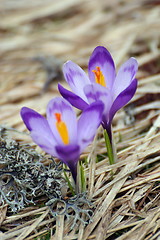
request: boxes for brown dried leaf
[0,204,8,226]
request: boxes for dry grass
[0,0,160,239]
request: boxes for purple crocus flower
[20,97,103,182]
[58,46,138,141]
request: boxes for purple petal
[84,83,112,122]
[109,78,137,122]
[47,97,77,145]
[20,107,49,132]
[88,46,115,90]
[58,83,89,110]
[20,107,56,155]
[77,101,104,151]
[31,131,56,156]
[113,57,138,98]
[55,144,80,182]
[63,61,90,101]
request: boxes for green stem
[63,170,75,196]
[104,129,115,165]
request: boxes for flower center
[55,113,69,144]
[92,66,106,87]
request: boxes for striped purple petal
[63,60,90,102]
[113,57,138,98]
[88,46,115,90]
[20,107,56,155]
[58,83,89,110]
[77,101,104,151]
[109,78,137,122]
[84,83,112,123]
[46,97,77,145]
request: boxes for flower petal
[31,131,56,156]
[63,60,90,101]
[84,83,112,123]
[20,107,49,131]
[58,83,89,110]
[109,78,137,122]
[77,101,104,151]
[47,97,77,145]
[20,107,56,155]
[55,144,80,182]
[113,57,138,98]
[88,46,115,89]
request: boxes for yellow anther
[92,66,106,87]
[55,113,69,145]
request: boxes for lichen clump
[0,137,65,212]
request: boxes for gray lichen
[0,136,65,212]
[46,193,93,229]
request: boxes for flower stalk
[104,126,117,165]
[104,129,114,165]
[63,169,75,196]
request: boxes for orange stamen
[92,66,106,87]
[55,113,61,123]
[55,113,69,145]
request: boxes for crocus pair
[21,98,104,182]
[58,46,138,141]
[21,46,138,183]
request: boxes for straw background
[0,0,160,239]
